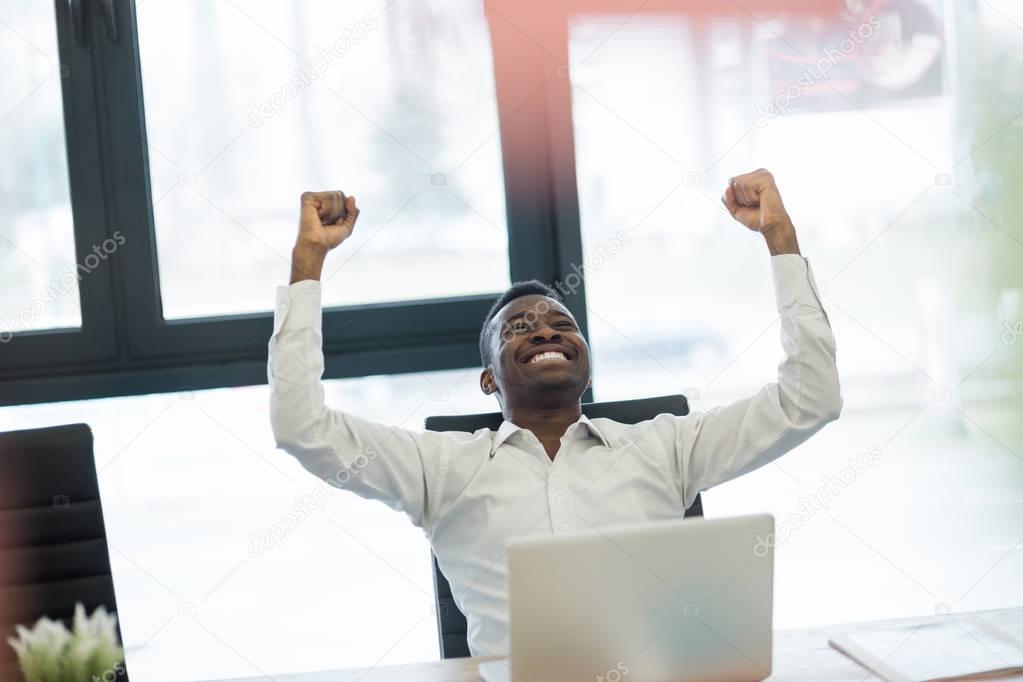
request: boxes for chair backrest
[0,424,128,681]
[424,394,702,659]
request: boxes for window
[0,1,80,334]
[136,0,510,319]
[0,366,495,680]
[569,4,1023,627]
[1,0,575,405]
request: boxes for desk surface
[214,607,1023,682]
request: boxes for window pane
[0,1,81,335]
[0,366,494,680]
[138,0,509,320]
[571,5,1022,628]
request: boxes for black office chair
[0,424,128,681]
[424,394,703,659]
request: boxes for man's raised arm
[669,170,843,508]
[288,191,359,284]
[268,191,449,527]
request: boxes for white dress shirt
[268,254,842,657]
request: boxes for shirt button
[560,522,571,531]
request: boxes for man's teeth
[529,351,567,364]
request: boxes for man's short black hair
[479,279,563,367]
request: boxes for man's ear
[479,367,497,395]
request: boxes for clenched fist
[291,190,361,283]
[298,190,360,252]
[722,169,800,256]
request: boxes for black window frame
[1,0,593,407]
[0,0,118,385]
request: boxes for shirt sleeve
[267,279,458,528]
[671,255,843,510]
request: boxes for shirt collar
[490,413,613,457]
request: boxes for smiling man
[268,169,842,657]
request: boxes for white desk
[212,606,1023,681]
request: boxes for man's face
[481,294,591,404]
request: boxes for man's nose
[530,327,562,344]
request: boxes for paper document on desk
[478,659,511,682]
[828,614,1023,682]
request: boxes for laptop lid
[506,513,775,682]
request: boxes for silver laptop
[481,513,774,682]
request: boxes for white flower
[7,603,124,682]
[73,603,120,647]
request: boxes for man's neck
[504,400,583,461]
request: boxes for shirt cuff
[272,279,323,336]
[770,254,822,312]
